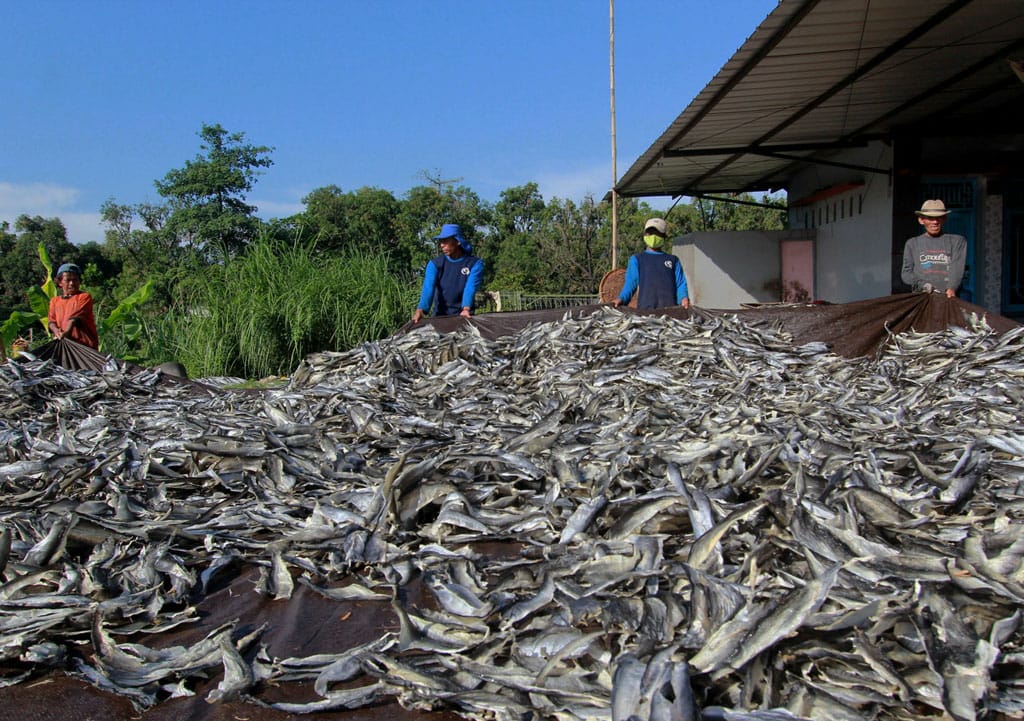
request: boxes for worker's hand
[612,299,621,308]
[681,298,691,310]
[412,309,424,324]
[945,288,956,299]
[460,307,471,318]
[922,282,934,293]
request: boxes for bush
[166,235,417,378]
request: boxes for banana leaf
[1,311,44,353]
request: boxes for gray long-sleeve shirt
[901,232,967,292]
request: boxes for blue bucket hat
[433,223,471,252]
[56,263,82,277]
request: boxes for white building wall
[788,142,894,303]
[673,231,787,309]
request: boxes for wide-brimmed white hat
[915,199,951,218]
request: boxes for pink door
[781,240,814,302]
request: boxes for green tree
[100,198,181,309]
[493,183,546,237]
[297,185,407,270]
[73,240,122,310]
[488,183,547,290]
[396,174,493,274]
[608,195,652,267]
[536,195,610,294]
[0,216,76,310]
[692,192,786,231]
[0,222,15,312]
[0,222,13,255]
[155,123,274,258]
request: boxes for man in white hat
[614,217,690,310]
[900,199,967,298]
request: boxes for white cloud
[251,197,305,219]
[0,182,104,244]
[534,165,675,211]
[0,181,80,218]
[59,212,106,245]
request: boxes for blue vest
[635,252,679,309]
[431,255,480,316]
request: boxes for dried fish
[0,306,1021,721]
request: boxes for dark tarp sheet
[397,292,1020,357]
[3,293,1020,721]
[32,337,113,372]
[0,563,464,721]
[30,339,208,393]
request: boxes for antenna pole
[609,0,618,269]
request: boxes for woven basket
[598,268,637,307]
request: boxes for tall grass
[167,236,417,378]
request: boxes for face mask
[644,233,664,249]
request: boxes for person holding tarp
[412,223,484,323]
[614,217,690,310]
[48,263,99,349]
[901,199,967,298]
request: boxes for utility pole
[609,0,618,270]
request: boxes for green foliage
[0,216,74,309]
[396,175,493,273]
[0,311,44,354]
[99,198,182,311]
[167,234,416,378]
[96,281,154,359]
[692,192,787,231]
[486,184,547,290]
[1,122,794,374]
[155,123,273,258]
[98,280,153,338]
[539,195,612,294]
[1,241,61,349]
[296,185,408,270]
[1,243,155,359]
[26,242,57,320]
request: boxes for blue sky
[1,0,777,245]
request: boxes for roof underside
[615,0,1024,199]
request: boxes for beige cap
[644,218,667,234]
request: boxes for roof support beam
[851,36,1024,138]
[662,140,871,157]
[686,0,977,189]
[686,192,788,211]
[617,0,823,191]
[750,150,889,176]
[664,141,889,187]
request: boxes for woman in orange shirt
[47,263,99,349]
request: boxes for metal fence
[476,291,600,313]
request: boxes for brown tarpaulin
[398,292,1020,356]
[32,337,113,372]
[2,293,1020,721]
[0,564,463,721]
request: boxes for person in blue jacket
[412,223,484,323]
[614,217,690,310]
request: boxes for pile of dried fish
[1,306,1024,720]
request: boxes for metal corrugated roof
[615,0,1024,199]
